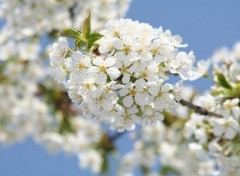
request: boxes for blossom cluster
[118,121,218,176]
[37,116,104,173]
[0,42,106,173]
[184,43,240,176]
[0,0,131,41]
[0,1,131,172]
[49,18,202,132]
[0,58,50,145]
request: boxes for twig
[179,99,223,118]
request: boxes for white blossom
[49,19,200,131]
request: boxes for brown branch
[179,99,223,118]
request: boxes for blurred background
[0,0,240,175]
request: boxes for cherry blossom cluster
[37,116,104,173]
[118,122,218,176]
[0,58,50,145]
[49,19,202,132]
[0,0,131,40]
[0,46,106,172]
[184,43,240,176]
[0,1,131,172]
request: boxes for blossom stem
[179,99,223,118]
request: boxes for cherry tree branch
[179,99,223,118]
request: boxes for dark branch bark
[179,99,223,118]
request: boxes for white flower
[78,150,102,173]
[189,59,211,81]
[194,94,216,112]
[115,60,137,84]
[212,118,239,139]
[78,78,97,102]
[39,133,64,154]
[134,61,160,83]
[185,114,206,139]
[167,51,196,80]
[222,98,240,118]
[89,56,120,85]
[49,67,66,83]
[141,111,164,127]
[111,105,136,132]
[49,37,69,67]
[69,51,91,71]
[114,36,139,61]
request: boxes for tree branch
[179,99,223,118]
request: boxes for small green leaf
[59,28,88,43]
[59,28,81,39]
[82,14,91,40]
[88,32,103,49]
[216,73,232,89]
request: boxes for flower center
[158,66,164,73]
[100,65,107,72]
[151,48,159,56]
[121,66,128,73]
[129,89,136,96]
[79,63,85,70]
[157,92,163,97]
[226,102,233,109]
[84,83,92,90]
[123,46,131,55]
[124,114,131,121]
[113,30,120,37]
[141,71,148,78]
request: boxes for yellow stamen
[123,46,131,55]
[141,71,148,78]
[129,89,136,96]
[84,83,92,90]
[79,63,85,70]
[113,30,120,37]
[151,48,158,56]
[121,66,128,73]
[100,66,107,72]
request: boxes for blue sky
[1,0,240,175]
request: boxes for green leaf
[59,27,88,43]
[59,28,81,39]
[82,14,91,40]
[88,32,103,49]
[216,73,232,89]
